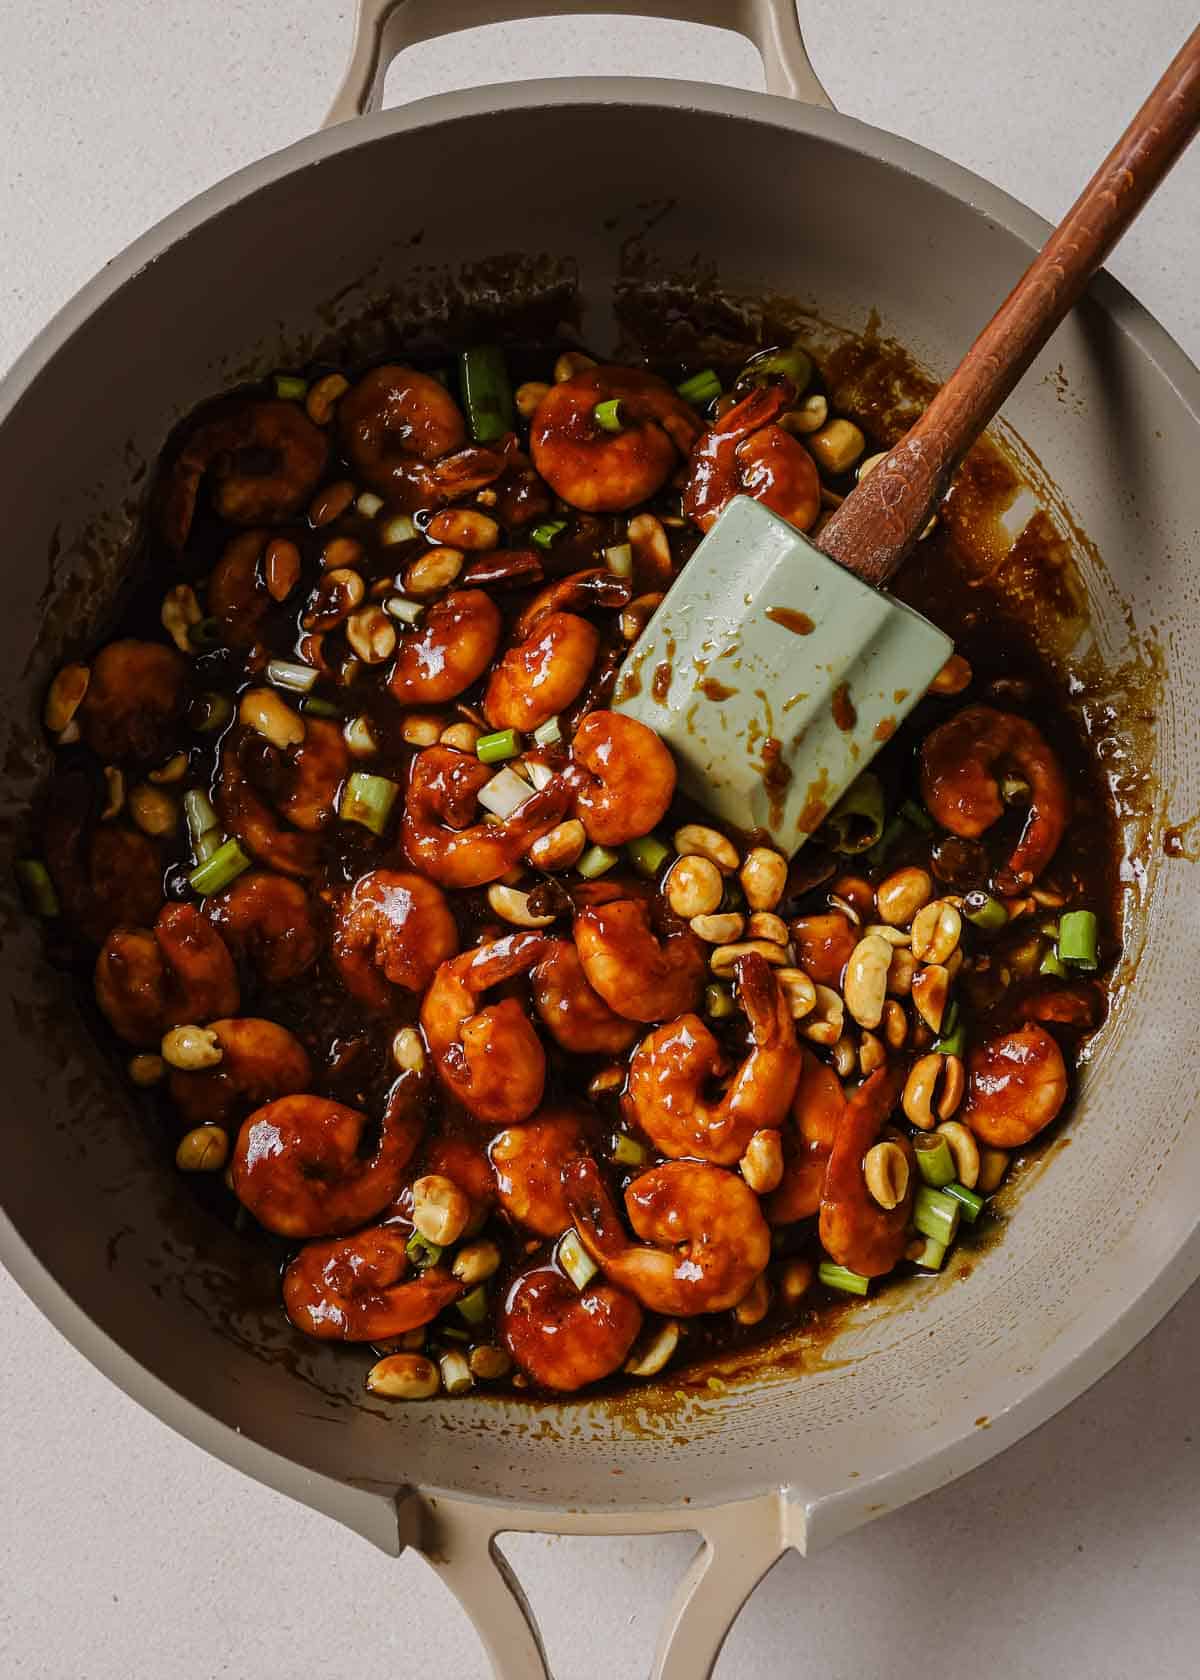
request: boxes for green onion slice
[576,844,620,880]
[818,1262,870,1297]
[1039,946,1069,979]
[626,834,671,877]
[909,1235,948,1270]
[15,858,59,917]
[557,1227,598,1292]
[457,1285,489,1326]
[273,374,308,401]
[406,1231,443,1270]
[604,542,633,579]
[899,797,934,833]
[532,716,562,748]
[593,397,624,432]
[301,695,341,719]
[942,1181,985,1224]
[384,595,424,625]
[339,771,399,837]
[477,766,533,819]
[913,1185,961,1247]
[963,890,1009,930]
[1058,909,1098,969]
[183,789,219,851]
[459,345,515,444]
[439,1348,474,1395]
[677,368,722,406]
[913,1132,956,1189]
[188,838,251,897]
[531,519,568,551]
[737,344,813,395]
[191,692,233,734]
[611,1133,647,1168]
[476,728,521,765]
[266,658,319,695]
[824,771,886,854]
[705,982,736,1019]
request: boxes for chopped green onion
[191,692,233,734]
[532,519,568,550]
[192,831,220,866]
[604,541,634,579]
[439,1325,471,1344]
[457,1285,489,1326]
[557,1227,598,1292]
[933,1019,966,1057]
[737,344,813,395]
[532,716,562,748]
[963,890,1009,931]
[943,1181,985,1224]
[301,695,341,718]
[900,798,934,833]
[677,368,722,406]
[406,1231,443,1270]
[612,1133,648,1168]
[818,1262,870,1297]
[824,771,886,854]
[913,1185,961,1247]
[577,844,620,880]
[339,771,399,837]
[439,1347,475,1395]
[380,514,418,546]
[1058,909,1098,970]
[909,1235,948,1270]
[1039,918,1062,940]
[1001,773,1032,805]
[705,982,736,1019]
[15,858,59,917]
[384,595,425,625]
[356,491,384,519]
[343,716,377,757]
[476,728,521,765]
[593,397,624,432]
[188,838,251,897]
[913,1132,956,1189]
[188,616,221,650]
[477,766,533,819]
[273,374,308,401]
[626,834,671,877]
[522,758,555,791]
[184,789,219,850]
[1039,946,1069,978]
[266,658,319,695]
[459,345,515,444]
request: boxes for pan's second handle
[324,0,831,127]
[416,1492,791,1680]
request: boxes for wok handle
[816,20,1200,590]
[414,1491,790,1680]
[323,0,831,126]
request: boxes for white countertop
[2,5,1198,1676]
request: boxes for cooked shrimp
[205,870,320,983]
[275,718,348,833]
[1017,984,1102,1030]
[94,903,240,1046]
[964,1023,1068,1147]
[788,912,858,989]
[44,771,163,944]
[920,705,1069,894]
[231,1092,421,1237]
[402,745,571,889]
[683,382,820,534]
[501,1265,642,1392]
[338,365,467,498]
[208,530,272,648]
[624,954,802,1165]
[530,939,638,1055]
[168,1016,311,1129]
[510,569,632,641]
[420,932,550,1125]
[489,1108,591,1237]
[767,1050,844,1225]
[567,711,676,847]
[283,1225,461,1341]
[819,1067,914,1277]
[566,1158,770,1316]
[78,639,187,764]
[483,612,599,733]
[331,869,459,1009]
[417,1129,497,1231]
[530,366,700,512]
[162,399,328,546]
[574,894,705,1023]
[386,590,502,706]
[218,737,320,878]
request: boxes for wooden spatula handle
[816,23,1200,590]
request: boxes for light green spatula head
[612,497,953,855]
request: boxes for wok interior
[2,96,1198,1523]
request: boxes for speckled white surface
[2,5,1199,1677]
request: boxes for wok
[2,3,1199,1675]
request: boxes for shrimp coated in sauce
[402,745,571,889]
[501,1265,643,1393]
[767,1050,844,1225]
[162,398,328,546]
[331,869,459,1009]
[168,1016,311,1129]
[489,1108,590,1238]
[420,932,550,1126]
[43,770,163,945]
[205,870,321,983]
[624,953,802,1165]
[94,903,240,1046]
[964,1022,1068,1147]
[566,1157,770,1316]
[683,382,821,535]
[284,1225,461,1341]
[574,893,705,1024]
[530,938,638,1055]
[568,711,676,847]
[208,530,273,648]
[920,704,1069,895]
[386,590,502,706]
[819,1067,914,1277]
[483,611,599,733]
[337,365,467,499]
[530,366,700,512]
[78,639,187,764]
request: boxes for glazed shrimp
[920,705,1069,894]
[489,1108,591,1237]
[94,903,240,1046]
[208,530,272,648]
[964,1022,1068,1147]
[205,870,321,983]
[162,398,328,546]
[484,612,599,733]
[283,1225,461,1341]
[767,1050,844,1225]
[402,745,571,889]
[530,366,701,512]
[683,382,821,534]
[819,1067,914,1277]
[566,1158,770,1316]
[624,954,802,1165]
[168,1016,312,1129]
[43,770,163,944]
[787,912,858,989]
[337,365,467,498]
[386,590,502,706]
[420,932,550,1125]
[501,1265,642,1393]
[276,717,349,833]
[231,1092,421,1238]
[511,570,633,641]
[530,939,638,1055]
[218,740,320,878]
[78,639,187,764]
[573,894,705,1023]
[416,1129,497,1234]
[331,869,459,1010]
[567,711,676,847]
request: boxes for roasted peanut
[747,911,789,947]
[911,963,951,1032]
[776,967,816,1020]
[264,537,302,602]
[844,933,892,1029]
[404,546,464,596]
[875,866,933,928]
[733,1274,770,1326]
[691,912,745,945]
[863,1139,909,1210]
[674,823,739,873]
[911,899,963,964]
[305,372,350,426]
[411,1174,470,1247]
[665,854,724,919]
[527,819,587,871]
[740,846,788,911]
[936,1118,979,1187]
[739,1129,784,1195]
[427,509,499,551]
[366,1353,440,1400]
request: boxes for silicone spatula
[614,24,1200,854]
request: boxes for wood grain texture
[817,22,1200,590]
